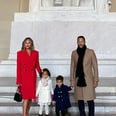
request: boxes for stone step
[0,99,116,107]
[0,77,116,87]
[0,77,116,94]
[0,93,116,115]
[0,87,116,95]
[0,92,116,96]
[0,93,116,106]
[0,103,116,115]
[0,98,116,114]
[1,114,116,116]
[0,77,115,115]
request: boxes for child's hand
[71,86,74,89]
[51,94,54,100]
[32,97,38,103]
[52,101,55,105]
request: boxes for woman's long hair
[21,37,34,50]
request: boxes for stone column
[73,0,80,6]
[63,0,71,6]
[19,0,29,12]
[71,0,93,7]
[29,0,40,12]
[42,0,53,7]
[79,0,93,7]
[96,0,109,14]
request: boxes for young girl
[53,75,72,116]
[36,68,53,116]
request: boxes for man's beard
[78,44,85,48]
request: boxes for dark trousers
[78,100,95,116]
[56,110,66,116]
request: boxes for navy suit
[53,84,72,114]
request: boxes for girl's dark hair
[56,75,64,82]
[77,36,85,42]
[40,68,51,77]
[21,37,34,50]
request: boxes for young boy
[53,75,72,116]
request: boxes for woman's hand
[17,85,22,94]
[17,84,21,87]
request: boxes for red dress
[16,50,42,99]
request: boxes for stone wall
[0,0,28,61]
[0,0,116,61]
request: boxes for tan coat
[70,48,99,101]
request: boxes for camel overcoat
[70,48,99,101]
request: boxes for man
[70,36,99,116]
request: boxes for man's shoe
[38,114,42,116]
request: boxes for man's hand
[93,81,98,88]
[70,80,75,87]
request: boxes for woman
[16,37,42,116]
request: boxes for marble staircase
[0,77,116,115]
[0,1,116,115]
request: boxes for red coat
[16,50,42,99]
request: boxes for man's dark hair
[56,75,64,82]
[77,36,85,42]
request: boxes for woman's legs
[27,99,32,113]
[23,99,32,116]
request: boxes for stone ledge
[0,114,116,116]
[0,92,116,97]
[0,105,116,115]
[0,77,115,87]
[14,12,116,22]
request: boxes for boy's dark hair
[77,35,85,42]
[56,75,64,82]
[40,68,51,77]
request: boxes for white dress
[36,77,53,105]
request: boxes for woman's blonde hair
[21,37,34,50]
